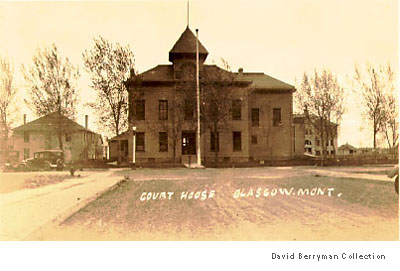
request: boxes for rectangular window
[24,148,30,159]
[316,150,321,155]
[210,132,219,152]
[159,132,168,152]
[135,100,145,120]
[251,135,258,145]
[184,100,194,120]
[232,100,241,120]
[316,139,320,146]
[136,132,145,152]
[45,133,51,149]
[66,133,71,142]
[159,100,168,120]
[273,108,281,126]
[251,108,259,127]
[24,132,29,143]
[233,131,241,151]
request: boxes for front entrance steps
[181,155,205,169]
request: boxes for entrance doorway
[182,131,196,155]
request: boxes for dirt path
[0,171,121,240]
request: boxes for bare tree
[0,56,18,148]
[201,59,235,165]
[83,36,135,137]
[379,64,398,149]
[296,69,344,165]
[381,95,398,149]
[22,44,80,152]
[353,63,396,149]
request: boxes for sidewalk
[0,170,122,240]
[307,169,393,182]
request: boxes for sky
[0,0,398,147]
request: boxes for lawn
[60,167,399,240]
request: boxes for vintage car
[18,150,65,171]
[388,165,399,195]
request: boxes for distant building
[11,112,104,163]
[293,114,338,157]
[108,131,130,164]
[121,27,296,166]
[338,143,358,155]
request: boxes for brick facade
[121,27,296,166]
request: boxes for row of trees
[295,63,398,164]
[0,37,398,161]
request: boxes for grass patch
[64,177,219,231]
[351,170,389,175]
[281,176,398,210]
[64,169,398,237]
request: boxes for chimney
[23,114,27,125]
[238,68,243,75]
[85,115,88,129]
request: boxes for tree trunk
[173,135,176,167]
[320,125,325,167]
[213,123,219,167]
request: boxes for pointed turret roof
[169,27,208,62]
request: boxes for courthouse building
[121,27,296,166]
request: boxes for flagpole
[196,28,201,167]
[187,0,189,27]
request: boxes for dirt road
[0,170,122,240]
[35,166,398,241]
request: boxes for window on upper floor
[273,108,281,126]
[159,100,168,120]
[184,99,194,120]
[251,108,259,127]
[134,100,145,120]
[24,132,29,143]
[232,100,241,120]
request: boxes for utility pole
[196,28,201,167]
